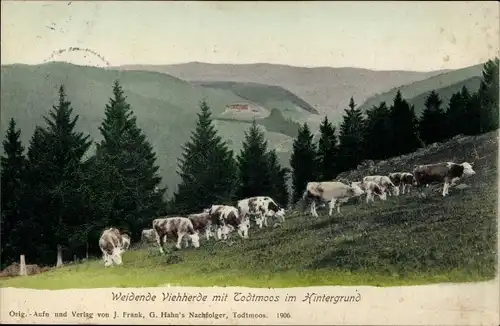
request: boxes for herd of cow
[98,160,477,267]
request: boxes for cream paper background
[1,279,499,325]
[1,1,499,325]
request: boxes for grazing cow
[362,175,400,199]
[303,181,365,217]
[141,228,157,243]
[389,172,417,195]
[412,161,476,197]
[121,233,131,250]
[187,211,214,240]
[352,180,384,203]
[208,205,250,239]
[152,217,200,253]
[237,196,286,229]
[98,228,124,267]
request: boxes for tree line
[1,58,497,268]
[289,58,498,202]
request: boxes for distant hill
[193,81,318,119]
[358,63,484,114]
[0,62,308,196]
[115,62,447,122]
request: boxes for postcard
[1,1,499,325]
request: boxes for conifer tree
[1,118,26,266]
[419,90,449,144]
[92,80,166,242]
[236,120,273,199]
[290,122,317,203]
[363,101,392,160]
[267,149,290,206]
[316,116,338,181]
[173,100,237,213]
[388,90,422,157]
[337,97,366,173]
[478,58,499,132]
[446,86,470,137]
[21,86,92,264]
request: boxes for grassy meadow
[1,131,497,290]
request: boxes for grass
[1,131,497,290]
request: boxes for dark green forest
[1,58,498,269]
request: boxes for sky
[1,1,499,71]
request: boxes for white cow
[388,172,418,195]
[352,180,384,203]
[303,181,365,216]
[187,211,214,240]
[152,217,200,253]
[99,228,124,267]
[237,196,286,229]
[362,175,400,199]
[208,205,250,239]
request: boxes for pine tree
[92,80,166,243]
[419,90,449,144]
[1,118,26,266]
[337,97,366,173]
[290,122,317,203]
[236,119,273,199]
[267,149,290,206]
[316,116,339,181]
[478,58,499,132]
[388,90,422,157]
[463,91,482,135]
[363,101,392,160]
[173,100,238,213]
[21,85,92,264]
[446,86,470,137]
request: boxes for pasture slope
[0,131,497,290]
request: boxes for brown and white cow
[187,211,214,240]
[208,205,250,240]
[141,228,157,243]
[389,172,417,195]
[362,175,400,199]
[121,233,131,251]
[352,180,384,203]
[303,181,365,216]
[412,161,476,197]
[237,196,286,229]
[152,217,200,253]
[99,227,124,267]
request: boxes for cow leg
[442,181,449,197]
[263,215,269,227]
[402,184,406,194]
[336,201,342,214]
[176,232,186,250]
[216,227,222,240]
[205,227,211,241]
[328,199,337,216]
[155,231,165,254]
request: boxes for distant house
[226,104,249,111]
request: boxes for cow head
[103,254,113,267]
[189,232,200,248]
[461,162,476,177]
[350,182,365,197]
[239,218,250,239]
[110,247,123,266]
